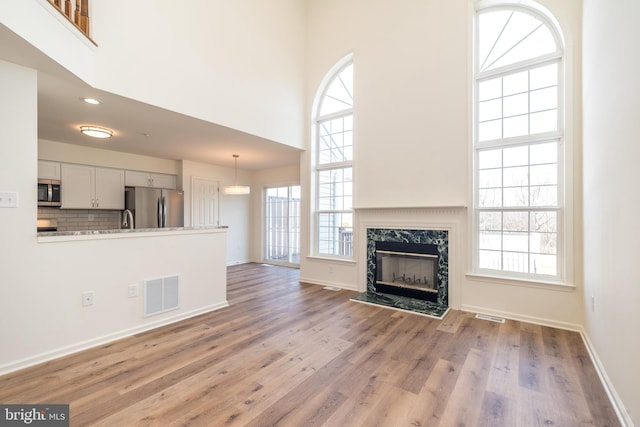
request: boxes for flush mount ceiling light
[223,154,250,195]
[80,126,113,139]
[81,97,101,105]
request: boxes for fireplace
[352,208,461,319]
[374,241,440,302]
[366,228,449,307]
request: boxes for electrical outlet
[88,214,95,221]
[81,291,94,306]
[128,284,138,298]
[591,295,595,312]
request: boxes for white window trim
[263,184,301,267]
[311,57,354,260]
[472,3,574,286]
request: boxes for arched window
[474,5,566,280]
[313,59,354,258]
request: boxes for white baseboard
[578,327,634,427]
[0,301,229,377]
[460,304,582,331]
[298,276,359,292]
[461,304,633,427]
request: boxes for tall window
[265,185,301,265]
[314,60,354,258]
[474,6,565,280]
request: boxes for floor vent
[323,286,341,291]
[475,313,505,323]
[144,274,180,317]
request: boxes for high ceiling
[1,24,302,171]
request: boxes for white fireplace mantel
[355,206,467,310]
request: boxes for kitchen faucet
[122,209,134,229]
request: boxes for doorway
[264,185,300,265]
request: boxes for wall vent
[144,274,180,317]
[475,313,505,323]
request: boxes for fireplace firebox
[374,241,440,302]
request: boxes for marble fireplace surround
[366,228,449,306]
[355,206,466,315]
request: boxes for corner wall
[301,0,585,330]
[583,0,640,424]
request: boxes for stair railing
[47,0,92,41]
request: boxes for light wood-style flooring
[0,263,620,426]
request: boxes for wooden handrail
[47,0,92,41]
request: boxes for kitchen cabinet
[38,160,61,180]
[61,164,125,209]
[125,170,177,189]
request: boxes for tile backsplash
[38,207,121,232]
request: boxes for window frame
[312,59,354,260]
[264,184,301,266]
[472,4,569,283]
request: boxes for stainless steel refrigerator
[124,187,184,228]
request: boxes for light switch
[0,192,18,208]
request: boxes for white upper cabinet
[61,164,125,209]
[61,164,93,209]
[38,160,61,180]
[125,170,177,189]
[94,168,126,209]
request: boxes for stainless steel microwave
[38,179,61,207]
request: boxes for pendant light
[223,154,250,195]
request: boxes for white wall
[300,0,585,329]
[91,0,306,149]
[583,0,640,424]
[305,0,469,208]
[0,61,38,285]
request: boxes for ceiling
[1,24,302,171]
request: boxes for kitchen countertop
[37,226,228,242]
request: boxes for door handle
[162,197,167,227]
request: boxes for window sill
[466,273,576,292]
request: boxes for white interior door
[192,178,219,226]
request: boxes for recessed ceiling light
[80,126,113,139]
[82,97,101,105]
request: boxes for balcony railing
[47,0,91,39]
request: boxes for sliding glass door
[264,185,301,265]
